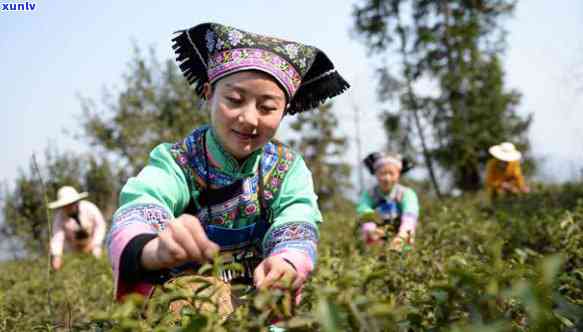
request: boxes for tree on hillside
[84,155,118,217]
[79,46,209,176]
[1,149,116,256]
[352,0,532,192]
[287,103,352,212]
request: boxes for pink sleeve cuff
[108,223,157,300]
[398,213,418,236]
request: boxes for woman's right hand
[51,255,63,270]
[501,181,519,193]
[140,214,220,271]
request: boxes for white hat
[48,186,88,209]
[488,142,522,162]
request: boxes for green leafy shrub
[1,184,582,331]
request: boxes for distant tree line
[352,0,533,196]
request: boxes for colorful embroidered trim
[107,203,172,247]
[263,222,319,263]
[170,127,296,227]
[208,48,301,98]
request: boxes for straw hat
[488,142,522,162]
[48,186,88,209]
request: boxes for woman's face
[375,163,401,192]
[206,71,286,160]
[62,202,78,215]
[496,160,508,170]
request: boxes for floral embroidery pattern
[196,193,242,225]
[170,127,296,227]
[227,29,243,46]
[112,204,171,231]
[206,30,216,53]
[263,145,295,204]
[263,222,319,263]
[107,204,172,247]
[170,127,234,189]
[244,203,258,216]
[208,24,316,74]
[208,48,302,97]
[284,44,299,58]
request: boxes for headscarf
[363,152,414,175]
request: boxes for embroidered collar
[206,127,262,178]
[376,183,403,201]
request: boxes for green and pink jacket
[107,126,321,300]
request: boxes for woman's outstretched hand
[389,232,414,252]
[389,236,405,251]
[51,255,63,270]
[254,255,302,290]
[140,214,220,270]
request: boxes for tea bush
[1,184,582,331]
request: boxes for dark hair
[363,152,383,175]
[401,157,415,174]
[363,152,415,175]
[68,211,90,240]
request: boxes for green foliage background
[1,150,116,256]
[352,0,533,193]
[1,5,581,330]
[288,102,353,212]
[1,184,582,331]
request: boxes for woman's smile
[207,71,287,160]
[231,128,259,141]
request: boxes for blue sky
[1,0,582,190]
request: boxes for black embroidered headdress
[172,22,350,114]
[363,152,415,175]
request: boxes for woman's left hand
[91,247,102,258]
[253,255,300,290]
[389,236,405,251]
[390,234,413,251]
[51,255,63,270]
